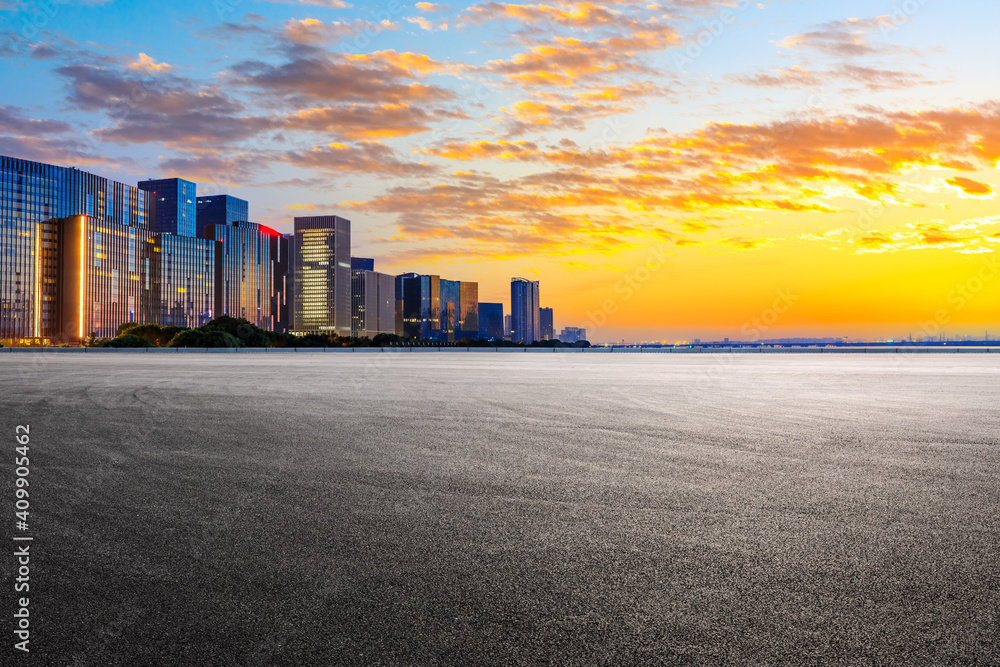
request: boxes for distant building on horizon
[138,177,197,237]
[510,278,540,344]
[478,303,504,341]
[351,257,375,271]
[540,307,553,341]
[504,314,512,341]
[196,194,248,238]
[559,327,586,344]
[292,215,351,336]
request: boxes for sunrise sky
[2,0,999,342]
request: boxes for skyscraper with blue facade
[478,302,504,341]
[138,177,197,237]
[1,155,151,342]
[511,278,540,344]
[205,221,284,331]
[196,194,249,237]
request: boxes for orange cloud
[945,176,993,197]
[129,53,172,72]
[484,23,678,87]
[340,103,1000,260]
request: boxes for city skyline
[1,153,575,345]
[2,1,1000,342]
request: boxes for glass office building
[205,221,280,331]
[272,233,291,333]
[438,279,480,341]
[1,155,150,342]
[459,281,479,340]
[478,302,504,341]
[138,178,197,237]
[394,272,418,336]
[540,307,554,341]
[61,215,154,340]
[440,278,460,342]
[350,257,375,271]
[292,216,351,335]
[401,274,478,341]
[511,277,540,344]
[147,234,218,328]
[196,194,248,238]
[351,269,395,338]
[402,274,440,340]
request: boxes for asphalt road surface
[2,354,998,666]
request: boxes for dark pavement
[2,354,998,665]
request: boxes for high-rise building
[1,155,151,342]
[510,278,540,344]
[504,314,512,341]
[401,274,477,341]
[478,302,504,341]
[439,278,460,342]
[540,307,554,341]
[273,233,291,333]
[350,257,375,271]
[402,274,440,340]
[394,272,418,336]
[147,234,219,328]
[292,215,351,335]
[195,194,248,237]
[458,282,479,340]
[284,234,295,334]
[60,215,154,340]
[138,178,197,237]
[351,269,395,338]
[205,221,283,331]
[559,327,587,343]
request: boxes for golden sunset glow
[3,0,999,341]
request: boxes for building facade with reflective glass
[401,274,479,341]
[1,155,150,342]
[138,178,197,237]
[458,281,479,340]
[61,215,154,340]
[351,269,395,338]
[394,272,417,336]
[402,274,440,340]
[292,216,351,335]
[540,307,554,341]
[196,194,248,237]
[478,302,504,341]
[437,279,480,341]
[272,233,291,333]
[205,221,281,331]
[440,278,460,341]
[147,234,219,328]
[511,277,540,344]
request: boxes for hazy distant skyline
[2,0,999,342]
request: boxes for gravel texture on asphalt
[1,354,998,666]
